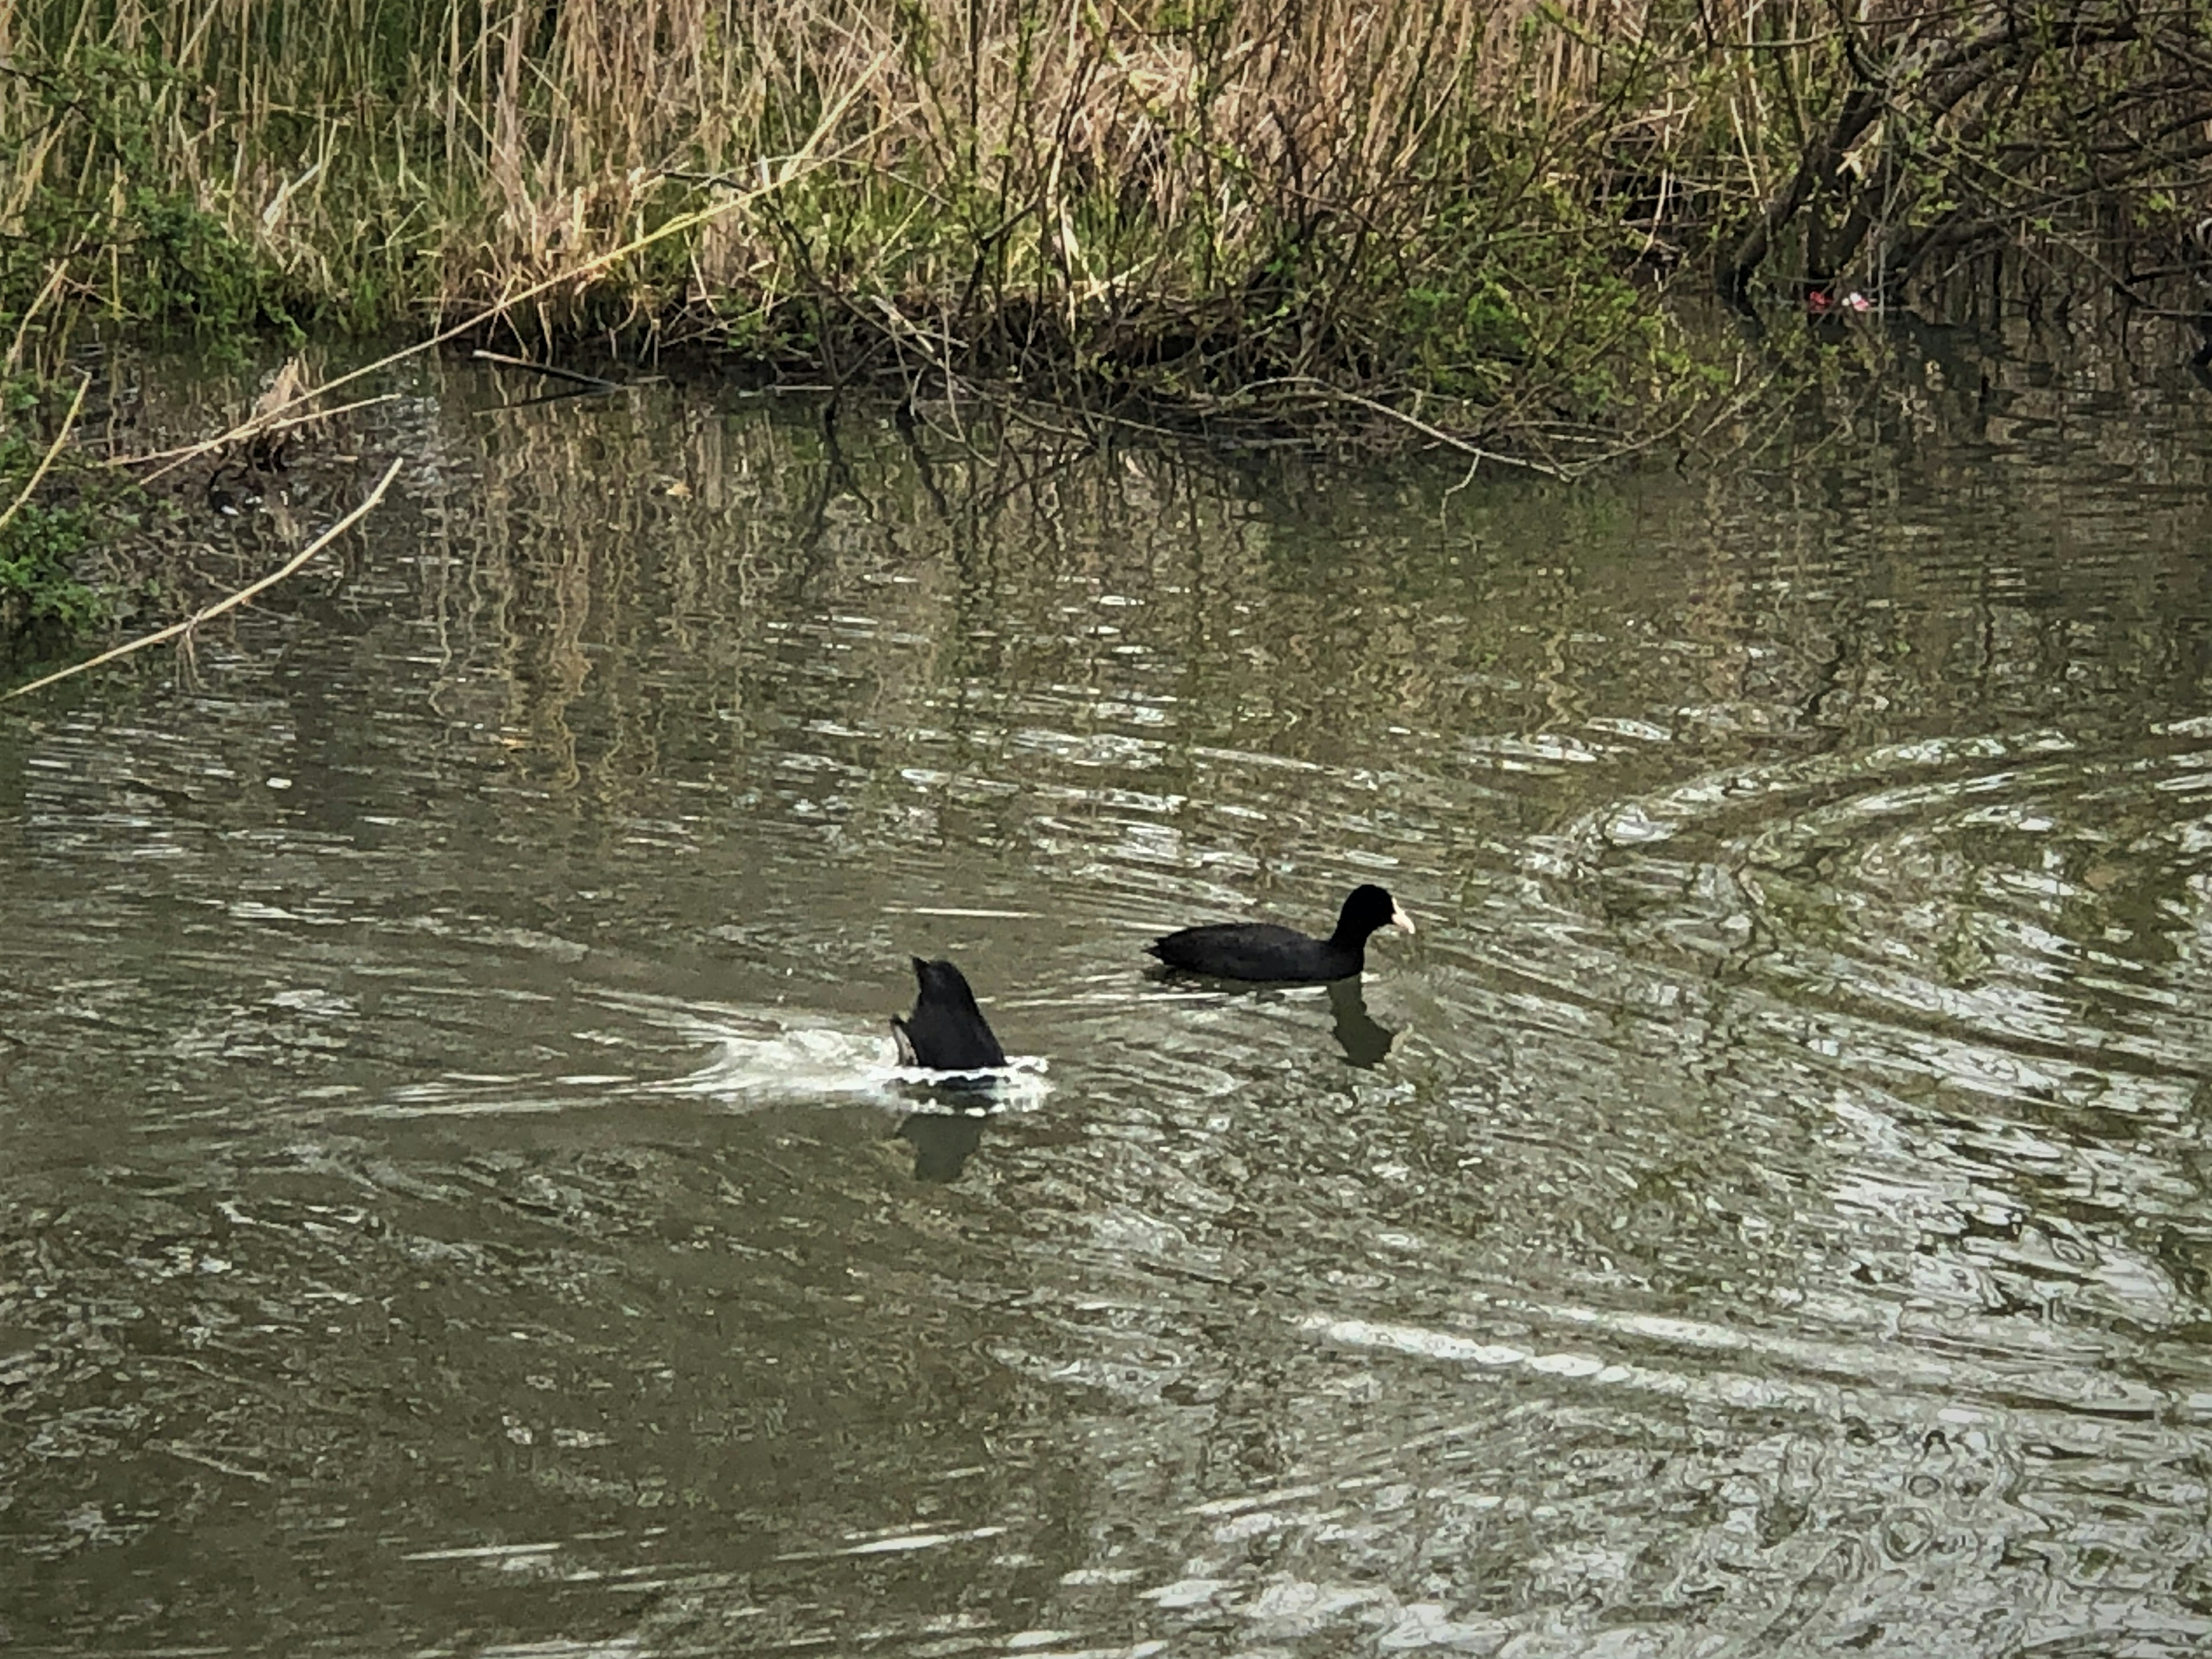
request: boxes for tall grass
[5,0,2212,438]
[0,0,1731,421]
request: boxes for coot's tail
[895,957,1006,1071]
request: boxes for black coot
[1146,883,1415,982]
[892,957,1007,1071]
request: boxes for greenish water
[5,340,2212,1655]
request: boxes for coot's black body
[892,957,1007,1071]
[1145,884,1415,983]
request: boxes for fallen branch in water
[471,349,626,392]
[1225,377,1581,477]
[1315,385,1575,478]
[2,458,404,702]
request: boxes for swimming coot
[1145,884,1415,982]
[892,957,1007,1071]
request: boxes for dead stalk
[0,372,89,536]
[3,458,405,703]
[5,260,72,375]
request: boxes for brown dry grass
[8,0,2212,448]
[1,0,1671,315]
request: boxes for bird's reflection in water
[1329,979,1396,1067]
[1146,972,1399,1067]
[896,1108,989,1181]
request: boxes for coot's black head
[1334,884,1416,945]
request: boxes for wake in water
[631,991,1053,1113]
[347,990,1051,1120]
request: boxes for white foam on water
[608,992,1053,1112]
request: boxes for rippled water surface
[7,343,2212,1656]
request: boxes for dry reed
[5,0,2212,439]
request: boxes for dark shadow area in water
[896,1108,990,1181]
[1142,971,1400,1068]
[1328,978,1396,1067]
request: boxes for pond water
[6,338,2212,1656]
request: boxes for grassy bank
[6,0,2212,634]
[0,0,1703,418]
[10,0,2212,415]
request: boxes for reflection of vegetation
[387,368,2212,833]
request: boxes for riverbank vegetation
[7,0,2212,638]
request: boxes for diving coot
[1145,884,1415,982]
[892,957,1007,1071]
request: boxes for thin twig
[109,394,400,464]
[0,372,90,536]
[5,261,71,375]
[1243,377,1574,477]
[471,349,624,391]
[3,459,404,703]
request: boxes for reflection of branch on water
[793,397,863,563]
[897,1111,988,1181]
[1329,979,1396,1068]
[892,397,955,522]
